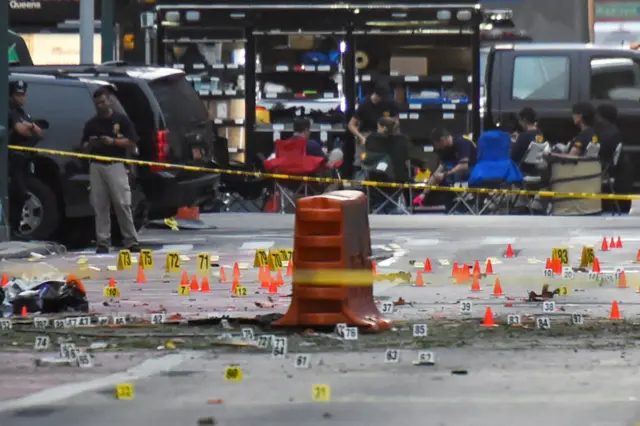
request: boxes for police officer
[8,81,43,235]
[82,88,140,254]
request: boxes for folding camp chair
[466,130,523,215]
[364,170,412,215]
[602,143,623,215]
[447,181,478,214]
[513,140,550,214]
[263,138,341,213]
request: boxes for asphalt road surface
[3,214,640,425]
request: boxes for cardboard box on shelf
[289,35,315,50]
[390,56,428,76]
[207,99,246,162]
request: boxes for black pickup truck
[483,43,640,189]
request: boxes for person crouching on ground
[413,128,477,207]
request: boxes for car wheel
[15,177,61,241]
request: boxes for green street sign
[596,3,640,19]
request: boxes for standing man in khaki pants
[82,88,140,254]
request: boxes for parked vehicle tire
[15,177,61,241]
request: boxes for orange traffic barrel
[273,190,391,332]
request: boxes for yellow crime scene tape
[10,145,640,201]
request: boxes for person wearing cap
[348,82,400,168]
[8,80,44,234]
[82,88,140,254]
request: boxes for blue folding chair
[468,130,523,214]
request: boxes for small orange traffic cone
[636,249,640,262]
[268,277,278,294]
[136,265,146,284]
[618,271,627,289]
[180,271,189,286]
[1,273,8,287]
[108,277,116,288]
[20,305,28,316]
[451,262,460,277]
[259,266,270,282]
[415,271,424,286]
[470,276,481,292]
[615,236,623,249]
[424,258,432,273]
[275,270,284,286]
[200,276,211,292]
[609,300,622,320]
[601,237,609,251]
[609,237,616,249]
[372,260,377,275]
[190,275,199,291]
[286,259,293,276]
[480,307,497,327]
[553,257,562,275]
[485,259,494,274]
[219,266,228,283]
[505,244,515,258]
[492,278,503,296]
[545,258,552,270]
[260,274,269,289]
[472,260,481,276]
[593,257,601,273]
[232,262,240,280]
[231,278,239,294]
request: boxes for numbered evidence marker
[115,383,135,400]
[542,300,556,313]
[150,313,166,325]
[536,316,551,330]
[197,252,211,275]
[224,366,243,381]
[103,286,121,298]
[241,328,255,341]
[0,319,13,330]
[34,335,50,350]
[312,384,331,402]
[268,249,283,271]
[412,323,428,338]
[257,335,273,349]
[253,249,268,267]
[294,353,311,369]
[580,246,595,269]
[97,316,110,326]
[588,271,600,281]
[543,268,553,277]
[343,327,358,340]
[413,351,435,366]
[53,319,66,329]
[178,284,190,296]
[234,285,248,297]
[571,312,584,325]
[165,251,181,273]
[552,247,569,266]
[278,248,293,262]
[557,286,570,296]
[76,350,93,368]
[384,348,400,363]
[335,323,347,338]
[60,343,77,360]
[117,249,133,271]
[33,317,49,329]
[459,300,473,314]
[140,249,154,270]
[271,336,288,359]
[507,314,522,326]
[562,267,575,280]
[380,301,394,314]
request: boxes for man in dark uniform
[8,81,44,235]
[348,82,400,168]
[511,107,545,173]
[414,128,477,206]
[82,88,140,254]
[549,102,598,160]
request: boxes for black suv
[15,63,219,221]
[7,72,147,247]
